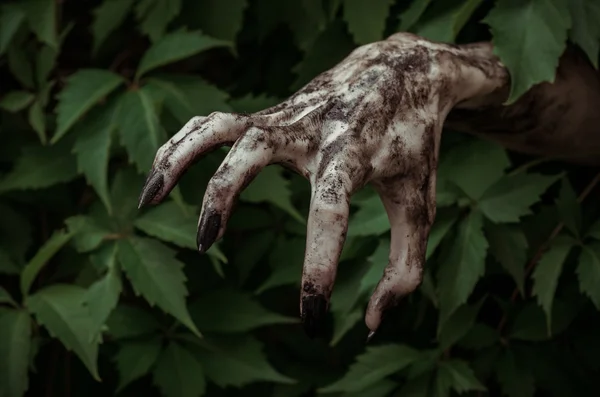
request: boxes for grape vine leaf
[114,87,165,172]
[486,223,528,295]
[414,0,482,43]
[0,91,35,112]
[240,165,304,223]
[106,305,160,340]
[116,236,200,337]
[148,74,232,124]
[152,342,206,397]
[495,349,535,397]
[348,195,389,237]
[83,259,122,342]
[19,0,58,49]
[343,0,394,44]
[25,284,100,380]
[556,177,581,236]
[576,243,600,310]
[531,237,574,332]
[188,335,296,387]
[437,359,486,394]
[397,0,431,32]
[72,101,119,213]
[91,0,135,54]
[114,338,162,392]
[569,0,600,68]
[189,288,297,333]
[0,3,25,55]
[319,344,421,393]
[135,201,197,249]
[184,0,249,42]
[54,69,125,143]
[0,309,31,397]
[441,139,510,200]
[20,229,73,296]
[437,211,488,328]
[0,140,78,192]
[136,30,231,79]
[479,173,558,223]
[484,0,571,103]
[135,0,181,42]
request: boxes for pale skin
[138,32,600,338]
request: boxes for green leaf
[0,91,35,112]
[83,261,122,341]
[53,69,125,143]
[0,4,25,55]
[189,335,295,387]
[116,237,200,337]
[256,237,305,293]
[240,166,304,223]
[438,300,483,350]
[495,350,535,397]
[486,223,528,295]
[348,195,388,237]
[509,300,577,341]
[437,359,486,394]
[576,243,600,310]
[556,177,581,236]
[190,288,297,333]
[331,308,363,346]
[25,284,100,380]
[7,45,34,89]
[0,246,20,275]
[64,215,112,253]
[91,0,135,54]
[153,342,206,397]
[0,310,31,397]
[319,344,421,393]
[441,139,510,200]
[73,101,118,214]
[569,0,600,68]
[414,0,482,43]
[343,0,393,44]
[148,74,232,124]
[398,0,431,32]
[136,30,230,79]
[19,0,58,49]
[114,338,162,392]
[20,229,73,296]
[106,305,160,339]
[188,0,249,41]
[0,140,78,192]
[531,237,573,332]
[484,0,571,103]
[115,87,165,172]
[134,201,197,249]
[135,0,182,42]
[292,20,356,90]
[437,211,488,327]
[28,99,47,144]
[426,208,459,260]
[479,173,558,223]
[0,286,18,307]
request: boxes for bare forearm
[446,42,600,165]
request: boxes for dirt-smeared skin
[138,32,600,337]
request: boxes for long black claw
[138,171,164,209]
[366,330,376,343]
[301,294,328,339]
[196,211,221,253]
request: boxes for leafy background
[1,0,599,396]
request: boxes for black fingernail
[197,211,221,253]
[138,171,164,209]
[366,330,376,343]
[301,294,328,339]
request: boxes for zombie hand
[138,32,507,338]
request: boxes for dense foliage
[1,0,600,396]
